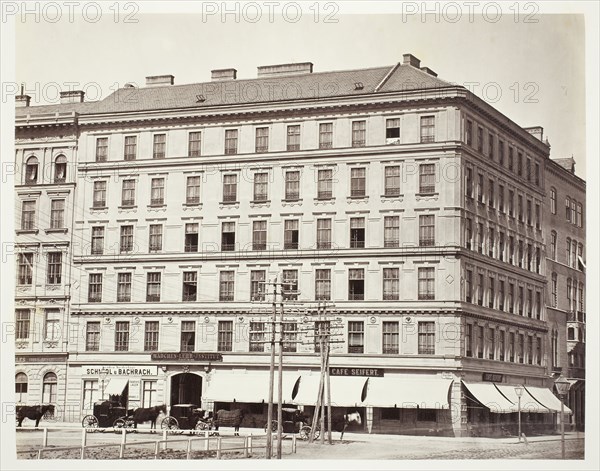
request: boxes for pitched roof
[16,63,453,118]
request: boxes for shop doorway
[170,373,202,406]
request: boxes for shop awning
[362,377,453,409]
[104,378,129,397]
[525,386,573,414]
[494,384,548,414]
[462,381,515,413]
[293,374,368,407]
[204,371,300,404]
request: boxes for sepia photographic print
[1,1,598,469]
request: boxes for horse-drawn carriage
[264,408,317,440]
[160,404,212,433]
[81,400,134,429]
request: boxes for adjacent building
[14,55,582,436]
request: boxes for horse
[213,409,245,436]
[325,411,362,440]
[132,404,166,432]
[16,404,55,428]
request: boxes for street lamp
[514,385,523,442]
[555,374,571,459]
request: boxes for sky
[13,3,589,178]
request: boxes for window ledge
[183,202,203,209]
[118,205,137,210]
[314,197,336,204]
[416,193,439,201]
[45,228,68,234]
[16,229,39,235]
[381,193,403,199]
[90,206,108,211]
[282,199,302,205]
[347,196,369,203]
[148,204,166,209]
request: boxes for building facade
[14,55,581,436]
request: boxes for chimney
[524,126,544,141]
[420,66,438,77]
[146,75,175,87]
[60,90,85,104]
[211,69,237,81]
[16,95,31,107]
[257,62,313,78]
[402,54,421,68]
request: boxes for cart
[81,400,134,431]
[160,404,212,433]
[264,407,317,440]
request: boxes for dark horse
[16,404,55,428]
[132,404,166,432]
[213,409,245,436]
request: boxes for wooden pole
[266,276,277,459]
[119,428,126,459]
[80,428,87,459]
[277,298,284,459]
[319,332,326,445]
[326,340,332,444]
[309,319,325,443]
[42,428,48,448]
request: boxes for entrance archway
[170,373,202,406]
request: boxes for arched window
[550,187,557,214]
[15,373,28,403]
[54,155,67,183]
[42,372,57,404]
[550,231,557,260]
[567,327,575,341]
[25,156,38,184]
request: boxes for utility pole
[265,275,277,459]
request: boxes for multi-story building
[14,55,579,436]
[543,156,585,431]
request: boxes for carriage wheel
[161,416,179,431]
[299,425,312,440]
[264,420,277,433]
[113,418,127,432]
[82,415,99,429]
[195,420,210,431]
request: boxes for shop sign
[482,373,503,382]
[16,354,68,363]
[330,367,384,377]
[150,352,223,362]
[84,365,158,376]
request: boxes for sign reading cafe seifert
[84,366,158,376]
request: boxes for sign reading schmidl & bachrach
[84,366,158,376]
[330,368,384,377]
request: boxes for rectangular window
[224,129,238,155]
[499,232,505,261]
[383,268,399,301]
[527,200,532,226]
[144,321,159,351]
[384,216,400,248]
[517,152,523,176]
[124,136,137,160]
[348,268,365,300]
[350,167,366,197]
[488,179,494,208]
[419,164,436,194]
[488,133,494,159]
[488,277,495,309]
[519,286,524,315]
[149,224,163,253]
[571,199,577,225]
[348,321,364,353]
[420,116,435,143]
[465,324,472,357]
[518,195,523,222]
[146,272,161,302]
[465,269,472,303]
[43,309,60,341]
[466,167,473,198]
[142,380,158,408]
[419,215,435,246]
[88,273,102,302]
[386,118,400,141]
[249,322,265,352]
[550,188,557,214]
[223,174,237,202]
[284,219,299,250]
[551,274,558,308]
[489,327,496,360]
[91,182,107,210]
[287,125,300,151]
[418,322,435,355]
[250,270,266,301]
[352,120,366,147]
[96,137,108,162]
[120,225,133,253]
[46,252,62,284]
[477,174,484,203]
[282,322,297,352]
[499,331,506,361]
[315,269,331,300]
[221,221,236,251]
[21,200,36,230]
[526,158,532,182]
[577,203,583,228]
[186,176,201,204]
[477,223,484,254]
[527,288,533,317]
[488,228,494,258]
[508,283,515,313]
[498,140,504,166]
[50,199,65,229]
[317,169,333,199]
[282,270,299,301]
[498,185,504,212]
[508,147,514,171]
[255,127,269,153]
[466,119,473,146]
[319,123,333,149]
[253,172,268,202]
[115,321,130,351]
[85,321,100,351]
[316,218,331,249]
[508,190,514,217]
[219,271,234,302]
[184,223,198,252]
[418,267,435,300]
[182,271,198,302]
[350,217,365,248]
[150,178,165,205]
[499,280,505,311]
[117,272,132,302]
[535,162,540,185]
[252,220,267,250]
[566,197,571,221]
[218,321,233,352]
[152,134,166,159]
[285,171,300,201]
[477,326,484,358]
[382,322,399,354]
[535,204,541,230]
[16,309,30,340]
[509,332,515,362]
[536,291,542,319]
[188,131,202,157]
[536,336,542,366]
[83,380,99,409]
[518,334,524,363]
[477,126,483,152]
[121,179,135,207]
[477,274,484,306]
[180,321,196,352]
[384,166,400,197]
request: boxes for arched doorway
[170,373,202,406]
